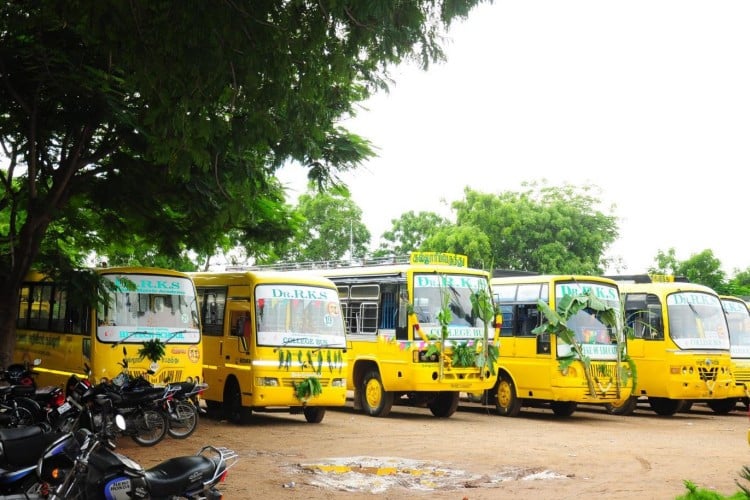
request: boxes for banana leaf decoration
[278,349,285,369]
[317,351,323,374]
[326,350,332,372]
[306,350,314,369]
[285,350,292,370]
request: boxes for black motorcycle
[0,423,67,497]
[40,409,238,499]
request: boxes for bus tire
[223,379,252,424]
[707,398,737,414]
[550,401,577,417]
[303,407,326,423]
[647,397,681,416]
[361,370,393,417]
[494,375,521,417]
[605,396,638,416]
[429,392,460,418]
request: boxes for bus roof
[491,275,618,286]
[619,281,718,295]
[189,270,339,289]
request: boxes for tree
[374,210,450,257]
[278,186,371,263]
[0,1,486,367]
[421,225,492,270]
[676,250,726,292]
[452,182,619,274]
[649,248,680,276]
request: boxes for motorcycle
[0,423,67,498]
[2,358,40,389]
[40,406,238,499]
[0,385,42,428]
[162,381,206,439]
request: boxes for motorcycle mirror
[114,414,126,431]
[149,362,159,373]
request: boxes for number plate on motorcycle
[57,401,71,414]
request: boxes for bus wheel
[648,397,681,416]
[303,407,326,423]
[223,380,252,424]
[707,398,737,414]
[605,396,638,416]
[494,375,521,417]
[678,400,693,412]
[429,392,460,418]
[361,370,394,417]
[550,401,577,417]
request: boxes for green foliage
[470,287,499,376]
[293,376,323,403]
[137,339,166,364]
[451,341,477,367]
[533,290,633,398]
[675,478,749,499]
[276,186,371,262]
[421,225,493,271]
[451,181,618,274]
[373,211,450,257]
[0,0,483,365]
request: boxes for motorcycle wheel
[10,397,40,427]
[167,400,199,439]
[131,408,168,447]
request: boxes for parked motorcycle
[0,423,67,497]
[1,358,40,389]
[163,381,206,439]
[0,385,42,428]
[40,407,238,499]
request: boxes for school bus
[288,252,500,418]
[720,295,750,409]
[471,274,633,417]
[190,271,348,424]
[15,267,203,391]
[611,281,735,415]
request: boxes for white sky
[278,1,750,276]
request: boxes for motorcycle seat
[0,425,64,467]
[143,455,217,497]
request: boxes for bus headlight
[255,377,279,387]
[331,378,346,388]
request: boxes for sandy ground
[119,398,750,500]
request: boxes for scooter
[40,403,238,499]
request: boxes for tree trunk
[0,292,19,370]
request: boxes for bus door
[624,292,664,392]
[509,302,551,397]
[223,305,253,386]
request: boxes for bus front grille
[281,377,333,388]
[130,370,183,384]
[733,368,750,384]
[586,362,626,399]
[698,366,718,382]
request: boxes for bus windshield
[667,292,729,350]
[722,299,750,358]
[413,273,489,340]
[96,274,201,344]
[556,281,620,359]
[255,284,346,349]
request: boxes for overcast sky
[278,1,750,275]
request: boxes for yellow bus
[294,253,500,418]
[190,271,348,424]
[720,295,750,410]
[15,267,202,391]
[472,274,632,417]
[611,281,735,415]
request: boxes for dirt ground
[119,398,750,500]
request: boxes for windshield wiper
[110,330,154,348]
